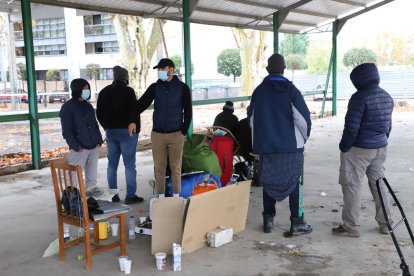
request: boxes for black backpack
[234,161,253,182]
[61,187,84,217]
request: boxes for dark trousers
[263,183,301,218]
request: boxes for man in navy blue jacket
[332,63,394,237]
[60,78,103,189]
[249,54,312,237]
[137,58,192,198]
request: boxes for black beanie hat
[70,78,90,99]
[113,65,129,81]
[223,101,234,112]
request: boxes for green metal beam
[273,11,279,53]
[21,0,41,169]
[319,48,333,118]
[332,20,338,116]
[183,0,193,137]
[192,96,251,106]
[0,96,253,123]
[0,112,29,123]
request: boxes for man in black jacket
[138,58,192,198]
[332,63,394,237]
[97,66,143,204]
[213,101,238,135]
[234,105,252,163]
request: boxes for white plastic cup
[111,223,119,237]
[118,256,128,272]
[124,260,132,274]
[155,252,167,270]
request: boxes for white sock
[158,194,165,198]
[173,193,180,198]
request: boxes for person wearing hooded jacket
[248,53,312,237]
[96,66,142,204]
[213,101,239,135]
[59,78,103,189]
[332,63,394,237]
[137,58,192,198]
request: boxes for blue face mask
[81,89,90,101]
[158,70,168,81]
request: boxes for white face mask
[158,70,169,81]
[81,89,90,100]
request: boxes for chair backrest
[50,160,90,224]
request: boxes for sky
[159,0,414,80]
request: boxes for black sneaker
[112,194,120,202]
[124,195,144,204]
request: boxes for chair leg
[57,218,65,261]
[119,215,127,256]
[84,226,92,270]
[93,222,99,244]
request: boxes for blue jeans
[105,129,138,198]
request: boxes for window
[60,70,68,80]
[84,14,116,36]
[14,18,66,40]
[85,41,119,54]
[33,44,66,56]
[16,47,25,57]
[14,22,23,40]
[101,68,114,80]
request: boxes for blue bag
[165,171,222,198]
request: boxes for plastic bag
[182,134,222,177]
[43,238,59,257]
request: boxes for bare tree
[231,29,266,96]
[112,15,165,95]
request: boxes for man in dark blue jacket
[60,78,103,189]
[332,63,394,237]
[249,53,312,237]
[137,58,192,198]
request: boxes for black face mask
[125,79,129,86]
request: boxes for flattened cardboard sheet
[151,197,185,254]
[181,181,251,254]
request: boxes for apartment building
[11,5,121,90]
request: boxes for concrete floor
[1,110,414,276]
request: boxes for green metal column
[320,49,333,118]
[273,12,279,53]
[21,0,41,169]
[332,21,338,116]
[183,0,193,137]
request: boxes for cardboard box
[151,181,251,255]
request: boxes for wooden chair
[50,160,127,270]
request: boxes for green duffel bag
[182,134,222,177]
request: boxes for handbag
[192,176,218,196]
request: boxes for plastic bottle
[63,224,70,242]
[129,216,136,240]
[228,174,239,185]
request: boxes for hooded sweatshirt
[96,66,140,131]
[339,63,394,152]
[59,78,103,151]
[248,74,311,154]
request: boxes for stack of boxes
[172,243,182,272]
